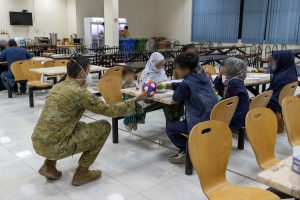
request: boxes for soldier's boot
[38,159,62,180]
[72,166,102,186]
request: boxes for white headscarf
[140,52,168,86]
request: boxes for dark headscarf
[268,50,298,112]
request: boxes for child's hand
[133,91,147,102]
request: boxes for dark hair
[8,39,17,47]
[122,67,135,77]
[182,44,196,52]
[67,56,90,78]
[124,26,129,30]
[174,52,199,71]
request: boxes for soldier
[32,57,146,186]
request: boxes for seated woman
[214,57,250,131]
[268,50,298,133]
[140,52,184,123]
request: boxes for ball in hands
[142,80,157,97]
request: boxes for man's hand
[133,91,147,102]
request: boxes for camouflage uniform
[32,78,135,168]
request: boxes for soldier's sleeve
[78,89,136,118]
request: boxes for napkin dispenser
[292,146,300,175]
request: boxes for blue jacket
[214,77,250,130]
[172,72,218,132]
[0,46,31,75]
[268,50,298,113]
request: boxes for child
[161,53,218,164]
[213,57,250,131]
[267,50,298,133]
[122,67,145,131]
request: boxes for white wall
[119,0,155,38]
[67,0,77,36]
[0,0,69,39]
[75,0,104,37]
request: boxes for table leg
[112,118,119,144]
[262,84,266,92]
[8,87,12,98]
[246,86,259,96]
[185,140,193,175]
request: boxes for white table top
[31,65,108,76]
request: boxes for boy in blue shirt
[0,39,31,93]
[161,53,218,164]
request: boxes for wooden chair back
[21,60,43,82]
[103,66,123,78]
[250,90,273,110]
[246,108,280,170]
[43,59,69,67]
[202,64,217,75]
[10,60,27,81]
[282,96,300,146]
[189,120,231,197]
[98,76,122,105]
[279,81,298,106]
[210,96,239,125]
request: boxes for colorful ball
[142,80,157,97]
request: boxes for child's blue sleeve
[213,76,224,97]
[172,82,191,101]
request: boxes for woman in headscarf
[214,57,250,130]
[140,52,184,123]
[267,50,298,133]
[140,52,168,86]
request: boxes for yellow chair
[210,96,239,125]
[249,90,273,110]
[202,64,217,75]
[103,66,123,78]
[21,60,52,107]
[246,108,280,170]
[9,60,28,98]
[43,59,69,67]
[98,75,122,105]
[282,96,300,146]
[189,120,279,200]
[279,81,298,106]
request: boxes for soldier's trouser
[58,120,111,168]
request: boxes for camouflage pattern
[163,102,185,123]
[32,78,135,167]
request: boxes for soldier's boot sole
[38,166,62,180]
[71,170,102,186]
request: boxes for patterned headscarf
[223,57,247,96]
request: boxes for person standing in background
[0,39,31,94]
[122,26,131,38]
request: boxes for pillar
[104,0,119,46]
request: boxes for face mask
[75,61,93,84]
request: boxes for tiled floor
[0,85,299,200]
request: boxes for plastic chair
[9,60,28,98]
[249,90,273,110]
[279,81,298,106]
[98,75,122,105]
[189,120,279,200]
[282,96,300,146]
[43,60,69,67]
[202,64,217,75]
[246,108,280,170]
[21,60,52,107]
[281,44,287,50]
[272,44,278,51]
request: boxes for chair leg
[8,87,12,98]
[29,88,34,108]
[112,118,119,144]
[185,139,193,175]
[238,127,245,150]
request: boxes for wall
[0,0,69,39]
[75,0,104,37]
[119,0,155,38]
[67,0,77,36]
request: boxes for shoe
[38,160,62,180]
[72,166,102,186]
[169,151,186,164]
[125,125,132,132]
[132,124,138,131]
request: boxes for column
[104,0,119,46]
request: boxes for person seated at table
[267,50,298,133]
[214,57,250,131]
[32,57,146,186]
[182,44,198,54]
[0,39,7,52]
[0,39,31,94]
[140,52,184,123]
[161,53,218,164]
[122,67,145,132]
